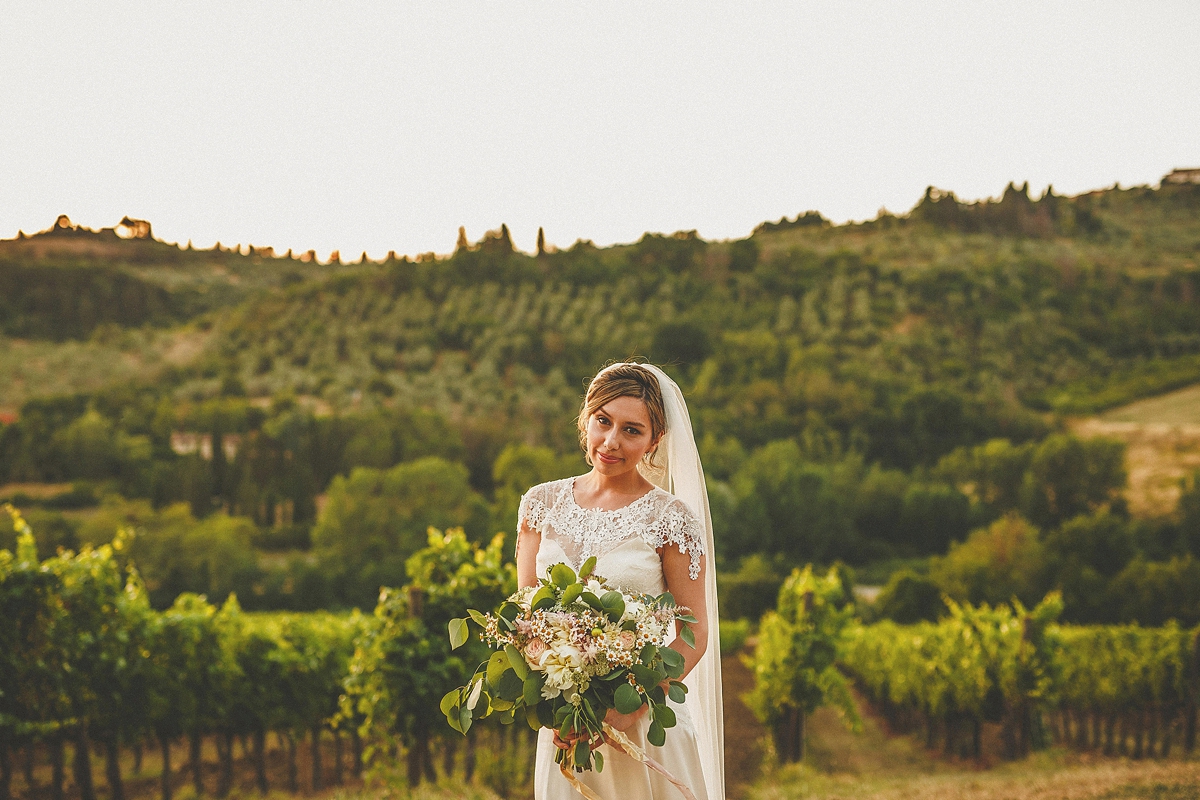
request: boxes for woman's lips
[596,452,621,464]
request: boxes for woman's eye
[596,416,610,425]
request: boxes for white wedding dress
[521,476,710,800]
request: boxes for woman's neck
[577,467,653,502]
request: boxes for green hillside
[2,180,1200,617]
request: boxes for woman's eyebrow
[596,406,645,429]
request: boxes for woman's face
[585,395,659,477]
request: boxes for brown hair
[577,363,667,466]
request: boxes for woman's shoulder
[517,477,575,528]
[643,488,705,578]
[522,476,575,504]
[646,487,700,523]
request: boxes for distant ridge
[4,172,1198,265]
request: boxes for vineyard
[840,588,1199,763]
[7,509,1200,800]
[0,506,531,800]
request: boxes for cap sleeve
[517,482,555,535]
[647,496,705,580]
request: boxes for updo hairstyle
[577,363,667,467]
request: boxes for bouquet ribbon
[558,724,698,800]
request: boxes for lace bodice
[519,477,705,590]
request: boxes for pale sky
[2,2,1197,259]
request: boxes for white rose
[541,657,571,698]
[553,644,583,668]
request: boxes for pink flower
[618,630,637,650]
[524,638,547,662]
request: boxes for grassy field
[1069,383,1200,518]
[1102,384,1200,427]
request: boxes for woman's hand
[602,704,648,733]
[551,704,648,750]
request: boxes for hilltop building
[1163,168,1200,185]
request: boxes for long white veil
[606,362,725,800]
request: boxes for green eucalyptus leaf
[525,705,542,731]
[561,583,583,605]
[574,739,591,769]
[440,689,460,718]
[631,665,659,691]
[647,720,665,747]
[486,651,509,687]
[550,563,576,588]
[660,646,684,669]
[593,749,604,772]
[654,703,677,728]
[679,625,696,649]
[459,704,474,734]
[496,669,524,701]
[579,555,598,579]
[448,618,470,650]
[601,591,625,620]
[468,608,490,626]
[614,682,643,714]
[580,591,604,611]
[668,682,687,703]
[532,585,556,611]
[505,644,530,679]
[523,674,543,706]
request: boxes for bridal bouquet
[441,557,697,772]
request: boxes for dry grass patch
[1071,418,1200,518]
[1102,384,1200,427]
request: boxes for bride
[515,363,725,800]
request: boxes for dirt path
[722,652,768,799]
[803,694,942,779]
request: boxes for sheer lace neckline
[568,476,660,515]
[519,476,705,580]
